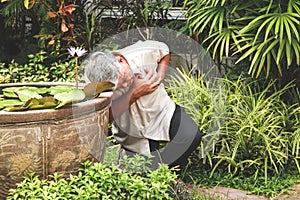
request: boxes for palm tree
[183,0,300,90]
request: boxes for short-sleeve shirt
[111,40,176,155]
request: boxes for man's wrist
[129,87,138,105]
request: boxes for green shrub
[0,51,79,84]
[182,0,300,82]
[167,69,300,180]
[166,69,213,133]
[7,160,177,200]
[215,78,293,178]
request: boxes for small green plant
[119,154,153,175]
[0,51,81,83]
[7,160,178,200]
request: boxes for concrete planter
[0,82,112,198]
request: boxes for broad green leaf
[2,87,19,98]
[26,97,57,109]
[2,86,47,98]
[49,85,76,95]
[0,99,23,109]
[54,89,86,108]
[4,106,28,112]
[16,89,42,102]
[83,81,115,98]
[35,87,49,94]
[3,91,18,98]
[2,87,22,93]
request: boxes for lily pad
[16,89,43,102]
[3,91,18,98]
[84,81,115,98]
[3,106,28,112]
[49,85,76,95]
[2,87,22,98]
[34,87,49,94]
[0,99,24,109]
[26,97,58,109]
[54,89,86,108]
[2,87,23,93]
[2,86,49,99]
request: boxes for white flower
[68,46,87,57]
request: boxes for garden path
[184,182,300,199]
[272,183,300,200]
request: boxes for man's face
[116,56,134,89]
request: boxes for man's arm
[156,53,170,81]
[109,70,160,122]
[109,51,170,122]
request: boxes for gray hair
[83,52,119,85]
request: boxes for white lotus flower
[68,46,87,57]
[67,46,87,88]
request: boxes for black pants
[149,105,203,169]
[124,105,203,170]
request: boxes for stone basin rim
[0,82,112,124]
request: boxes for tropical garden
[0,0,300,199]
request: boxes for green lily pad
[26,97,58,109]
[84,81,115,98]
[3,91,18,98]
[49,85,76,95]
[16,89,43,102]
[54,89,86,108]
[34,87,49,94]
[0,99,24,109]
[2,87,20,98]
[2,86,48,99]
[3,106,28,112]
[2,87,23,93]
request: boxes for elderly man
[84,40,202,170]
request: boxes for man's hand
[132,68,161,98]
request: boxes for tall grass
[218,78,292,179]
[166,69,300,181]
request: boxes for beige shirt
[112,40,176,155]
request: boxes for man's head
[83,51,134,89]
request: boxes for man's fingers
[151,77,161,88]
[145,69,154,79]
[135,73,144,79]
